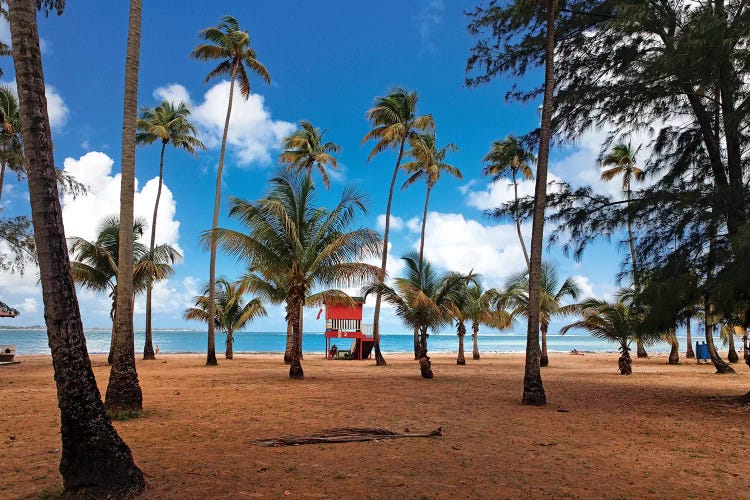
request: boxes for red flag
[316,307,323,320]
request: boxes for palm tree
[136,100,205,360]
[523,0,557,406]
[191,15,270,366]
[364,252,470,378]
[0,85,24,202]
[184,278,267,359]
[280,120,340,189]
[362,88,434,366]
[719,324,740,364]
[561,299,640,375]
[482,135,535,268]
[501,262,581,368]
[601,142,647,358]
[664,326,680,365]
[7,0,144,493]
[213,173,381,379]
[70,217,181,364]
[464,283,509,360]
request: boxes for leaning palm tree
[601,142,648,358]
[463,283,510,360]
[364,252,470,378]
[0,85,25,202]
[70,216,181,364]
[362,88,434,366]
[719,324,740,364]
[562,298,647,375]
[7,0,144,494]
[136,100,204,360]
[184,278,267,359]
[280,120,340,189]
[501,262,580,367]
[212,173,381,379]
[191,15,270,366]
[482,135,535,268]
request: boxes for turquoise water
[0,328,684,355]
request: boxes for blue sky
[0,0,633,334]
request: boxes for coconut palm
[364,252,471,378]
[0,86,24,202]
[482,135,535,268]
[280,120,340,189]
[501,262,581,367]
[601,142,648,358]
[664,327,680,365]
[70,216,181,364]
[136,100,205,360]
[212,173,381,379]
[463,283,510,360]
[184,278,267,359]
[191,15,270,366]
[7,0,144,492]
[362,88,434,366]
[561,299,641,375]
[719,324,740,364]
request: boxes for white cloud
[134,276,199,317]
[573,274,616,302]
[152,82,295,166]
[376,214,404,232]
[15,297,37,314]
[416,0,445,51]
[61,151,181,251]
[0,80,68,130]
[466,172,564,212]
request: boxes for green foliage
[280,120,341,189]
[184,278,267,334]
[136,100,205,155]
[401,131,461,191]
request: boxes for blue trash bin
[696,341,710,363]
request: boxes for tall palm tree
[108,0,143,417]
[523,0,557,406]
[280,120,340,189]
[482,135,535,268]
[364,252,470,378]
[136,100,205,360]
[0,86,25,201]
[601,142,647,358]
[191,15,270,366]
[463,283,509,360]
[213,173,381,379]
[70,216,181,364]
[401,131,461,268]
[184,278,267,359]
[561,299,642,375]
[362,88,434,366]
[501,262,580,368]
[7,0,144,494]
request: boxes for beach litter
[252,427,442,447]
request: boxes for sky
[0,0,638,334]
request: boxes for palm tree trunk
[627,189,647,359]
[0,161,6,202]
[298,306,304,360]
[418,326,433,378]
[143,141,167,361]
[522,0,556,406]
[207,68,238,367]
[472,321,480,360]
[456,321,466,365]
[7,0,144,494]
[225,330,233,360]
[513,174,530,269]
[727,327,738,363]
[619,345,632,375]
[288,286,304,379]
[284,318,293,364]
[685,319,695,359]
[106,0,144,415]
[539,321,549,367]
[108,295,116,365]
[418,184,431,268]
[372,141,407,367]
[704,299,734,374]
[413,326,419,360]
[668,330,680,365]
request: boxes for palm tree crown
[280,120,341,189]
[482,135,535,183]
[184,278,267,334]
[190,15,270,97]
[501,262,581,326]
[401,132,461,190]
[136,101,205,153]
[600,142,644,193]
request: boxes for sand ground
[1,351,749,499]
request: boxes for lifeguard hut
[323,296,374,360]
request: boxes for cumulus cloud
[61,151,181,251]
[465,173,564,212]
[0,80,68,129]
[152,82,295,166]
[134,276,199,318]
[15,297,37,314]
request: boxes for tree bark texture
[456,321,466,365]
[284,319,293,364]
[513,173,530,269]
[8,0,144,494]
[685,319,695,359]
[413,327,419,360]
[288,285,305,379]
[704,302,735,374]
[539,321,549,367]
[144,141,167,361]
[225,330,233,360]
[668,334,680,365]
[472,321,480,360]
[727,328,738,363]
[107,0,143,415]
[619,347,632,375]
[418,326,433,378]
[522,0,556,406]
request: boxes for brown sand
[1,352,748,499]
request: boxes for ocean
[0,328,689,355]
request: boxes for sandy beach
[1,352,748,498]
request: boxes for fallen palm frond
[251,427,442,446]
